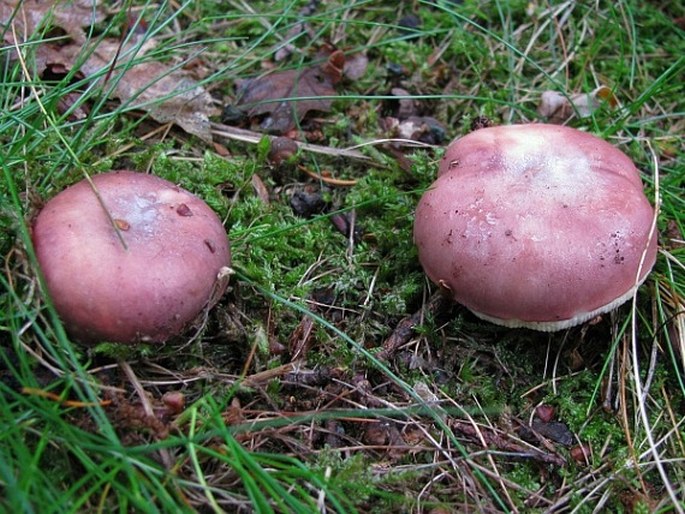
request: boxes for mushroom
[32,171,231,344]
[413,124,657,331]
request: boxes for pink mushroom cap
[414,124,657,331]
[32,171,231,344]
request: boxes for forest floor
[1,1,684,512]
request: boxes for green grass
[1,0,684,512]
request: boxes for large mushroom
[32,171,231,344]
[413,124,657,331]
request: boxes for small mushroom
[32,171,231,344]
[413,124,657,331]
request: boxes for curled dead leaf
[538,86,618,124]
[109,59,217,142]
[1,1,218,141]
[71,38,218,141]
[0,0,105,46]
[535,404,555,423]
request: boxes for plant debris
[377,292,449,361]
[235,49,346,134]
[80,41,218,141]
[1,0,218,141]
[0,0,104,47]
[537,86,618,124]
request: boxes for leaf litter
[1,0,218,141]
[537,86,618,124]
[235,48,347,134]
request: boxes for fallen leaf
[211,141,231,157]
[535,404,555,423]
[299,165,358,186]
[1,1,218,141]
[236,50,345,135]
[90,50,218,142]
[538,86,618,124]
[363,422,390,446]
[530,419,574,446]
[224,397,244,426]
[51,35,218,141]
[290,186,327,218]
[0,0,104,45]
[454,420,567,467]
[1,0,105,72]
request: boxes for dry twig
[211,122,373,162]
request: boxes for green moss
[90,341,156,361]
[313,449,422,513]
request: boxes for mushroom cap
[33,171,231,344]
[414,124,657,331]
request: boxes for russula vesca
[32,171,231,344]
[413,124,657,331]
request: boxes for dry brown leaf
[538,86,618,124]
[0,0,104,45]
[1,0,105,71]
[2,1,217,141]
[236,50,345,135]
[85,42,218,141]
[60,39,217,141]
[114,61,217,142]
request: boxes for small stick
[211,122,373,163]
